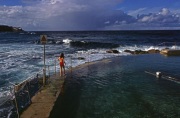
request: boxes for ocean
[0,30,180,117]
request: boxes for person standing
[58,53,65,76]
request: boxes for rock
[106,50,119,54]
[125,49,161,55]
[147,49,160,54]
[124,50,148,55]
[0,25,24,32]
[124,50,134,54]
[106,50,112,53]
[90,52,98,54]
[160,49,180,56]
[78,57,85,60]
[134,50,148,54]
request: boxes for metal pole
[48,66,50,84]
[43,69,45,86]
[43,44,46,86]
[26,82,32,103]
[55,58,56,75]
[48,66,50,77]
[71,56,72,77]
[88,52,89,64]
[87,52,89,69]
[36,74,40,90]
[14,86,20,118]
[44,44,46,71]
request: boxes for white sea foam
[1,42,180,99]
[63,38,72,44]
[1,31,180,105]
[117,45,180,52]
[63,48,123,69]
[56,41,61,44]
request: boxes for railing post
[48,66,50,84]
[71,56,72,78]
[14,86,20,118]
[36,73,39,89]
[88,52,90,65]
[48,66,50,77]
[26,82,32,103]
[55,59,56,76]
[43,68,46,86]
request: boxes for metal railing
[0,54,88,118]
[0,68,47,118]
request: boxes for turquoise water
[1,31,180,99]
[50,54,180,118]
[1,31,180,117]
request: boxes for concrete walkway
[20,59,110,118]
[20,75,65,118]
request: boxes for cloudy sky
[0,0,180,31]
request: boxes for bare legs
[60,65,65,76]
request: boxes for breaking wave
[69,41,120,49]
[34,38,120,49]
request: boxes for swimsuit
[59,57,64,66]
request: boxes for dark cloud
[105,8,180,30]
[1,0,180,30]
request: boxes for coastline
[0,30,180,117]
[20,56,112,118]
[19,53,180,117]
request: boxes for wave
[70,41,120,49]
[34,40,62,44]
[0,44,179,101]
[116,45,180,52]
[63,38,72,44]
[33,38,120,49]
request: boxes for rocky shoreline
[107,48,180,56]
[106,49,160,55]
[0,25,24,32]
[124,49,160,55]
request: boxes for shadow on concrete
[49,76,83,118]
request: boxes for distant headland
[0,25,24,32]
